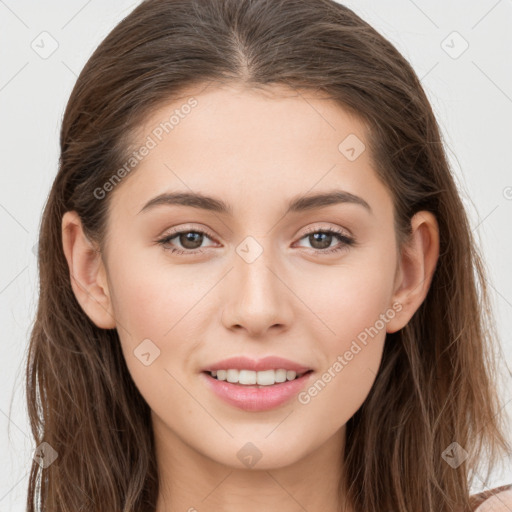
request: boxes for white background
[1,1,511,509]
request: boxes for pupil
[180,232,203,249]
[310,233,331,249]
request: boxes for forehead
[139,82,369,153]
[108,83,389,219]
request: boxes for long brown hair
[25,0,511,510]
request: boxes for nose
[221,241,294,337]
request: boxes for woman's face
[68,83,436,471]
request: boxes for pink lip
[200,370,314,412]
[201,355,312,373]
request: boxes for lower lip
[200,371,314,412]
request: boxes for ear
[386,210,440,333]
[61,210,116,329]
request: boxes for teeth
[209,368,307,385]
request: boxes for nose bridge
[222,234,292,334]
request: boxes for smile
[207,368,311,386]
[201,370,315,411]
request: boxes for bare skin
[62,83,439,512]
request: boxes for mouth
[200,368,315,411]
[202,368,314,388]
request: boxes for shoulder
[471,484,512,511]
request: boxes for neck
[153,416,351,512]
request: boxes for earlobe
[61,211,116,329]
[386,211,440,334]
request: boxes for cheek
[107,262,199,415]
[295,248,397,349]
[297,347,383,440]
[106,248,221,386]
[108,247,205,339]
[297,277,393,423]
[295,248,396,427]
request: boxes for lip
[200,370,315,412]
[200,355,312,373]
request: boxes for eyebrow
[138,189,373,216]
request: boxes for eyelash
[156,225,356,256]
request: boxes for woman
[25,0,511,510]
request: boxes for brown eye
[308,232,334,250]
[176,231,204,250]
[295,228,356,255]
[157,228,217,255]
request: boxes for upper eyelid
[301,224,351,236]
[161,224,217,241]
[160,223,351,240]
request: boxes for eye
[156,225,357,256]
[156,226,217,255]
[294,227,356,255]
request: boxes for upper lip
[201,356,312,373]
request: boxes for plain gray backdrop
[1,1,511,510]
